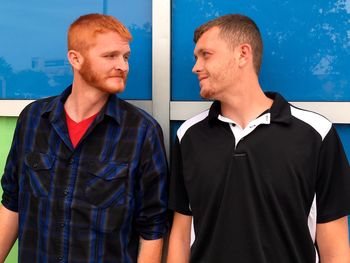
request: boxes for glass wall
[172,0,350,101]
[0,0,152,99]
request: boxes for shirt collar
[40,85,123,125]
[103,93,122,124]
[265,92,292,125]
[208,100,221,124]
[208,92,292,125]
[40,86,71,122]
[218,111,271,128]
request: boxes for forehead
[90,31,130,53]
[194,27,227,54]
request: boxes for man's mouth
[198,76,208,82]
[109,75,125,81]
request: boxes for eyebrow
[101,50,131,56]
[194,48,212,57]
[194,48,203,56]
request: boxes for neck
[219,78,273,129]
[64,81,109,122]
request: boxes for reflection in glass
[172,0,350,101]
[0,0,152,99]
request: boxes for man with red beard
[0,14,168,263]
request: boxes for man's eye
[104,54,116,59]
[124,55,130,61]
[203,52,209,57]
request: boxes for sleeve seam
[317,209,350,223]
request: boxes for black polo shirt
[169,92,350,263]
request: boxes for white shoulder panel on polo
[290,106,332,140]
[177,110,209,142]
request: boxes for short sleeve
[316,126,350,223]
[169,136,192,216]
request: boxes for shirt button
[33,162,38,168]
[59,223,65,228]
[63,189,69,196]
[68,158,74,165]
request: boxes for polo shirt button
[57,256,63,261]
[63,189,69,196]
[33,162,38,168]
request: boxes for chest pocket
[84,161,128,209]
[24,152,55,197]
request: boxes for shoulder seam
[177,110,209,142]
[120,99,159,127]
[290,105,332,140]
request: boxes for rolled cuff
[1,193,18,212]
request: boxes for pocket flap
[88,161,128,181]
[25,152,54,170]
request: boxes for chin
[109,86,125,94]
[97,84,125,94]
[200,88,215,100]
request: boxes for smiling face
[192,27,239,100]
[78,31,131,94]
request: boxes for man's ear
[237,43,253,68]
[67,50,84,70]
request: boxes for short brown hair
[194,14,263,74]
[68,13,132,54]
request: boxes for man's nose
[192,59,201,74]
[114,56,129,72]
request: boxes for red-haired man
[0,14,168,263]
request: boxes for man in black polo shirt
[168,14,350,263]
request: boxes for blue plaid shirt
[1,87,168,263]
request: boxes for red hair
[68,13,132,53]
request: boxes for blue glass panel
[335,124,350,233]
[0,0,151,99]
[170,121,182,142]
[336,125,350,161]
[172,0,350,101]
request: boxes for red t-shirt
[65,111,98,148]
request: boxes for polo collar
[218,111,271,127]
[265,92,292,125]
[208,92,292,125]
[208,100,221,123]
